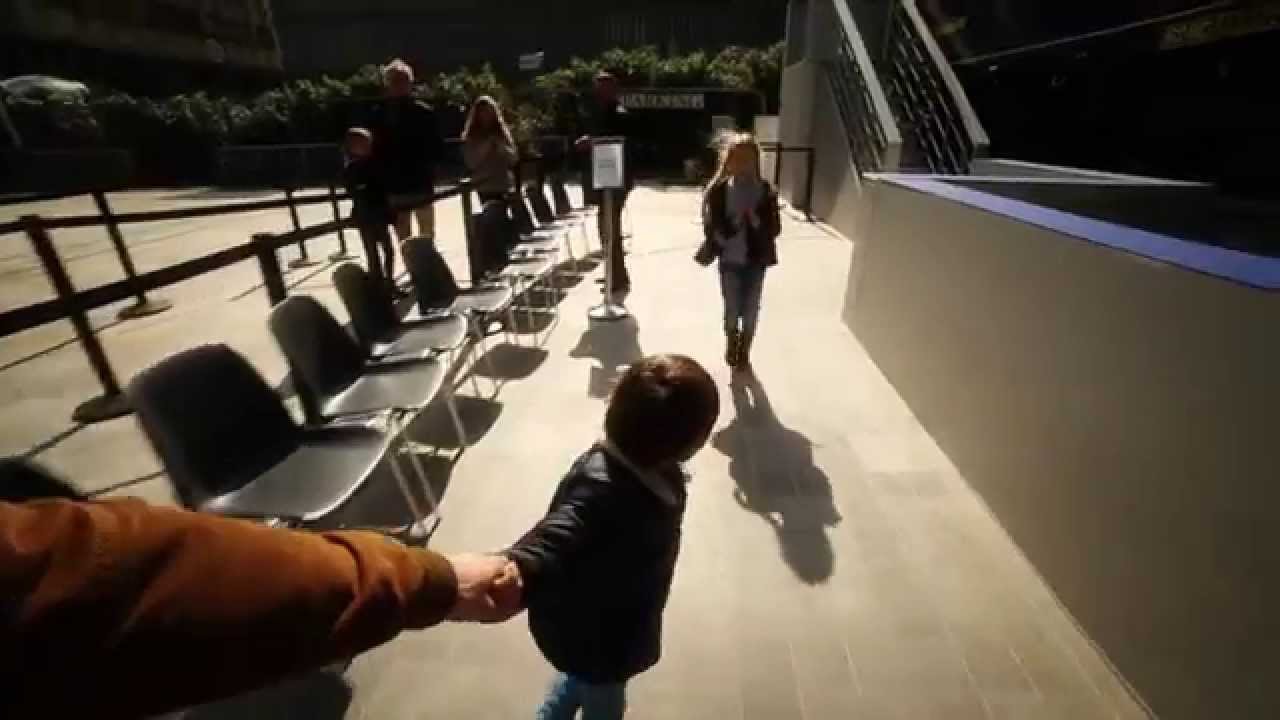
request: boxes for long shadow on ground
[713,372,841,585]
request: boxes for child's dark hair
[605,354,719,467]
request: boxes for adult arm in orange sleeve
[0,498,506,719]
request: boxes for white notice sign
[591,139,625,190]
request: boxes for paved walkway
[1,187,1145,718]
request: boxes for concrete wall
[845,177,1280,719]
[778,60,817,208]
[807,77,865,235]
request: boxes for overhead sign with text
[621,92,706,111]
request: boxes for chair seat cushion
[452,285,514,315]
[200,426,390,522]
[501,257,553,280]
[321,358,447,417]
[376,314,468,356]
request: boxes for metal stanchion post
[775,146,785,189]
[285,188,319,269]
[804,148,816,219]
[328,182,355,261]
[23,216,131,424]
[92,191,173,320]
[253,232,288,307]
[588,187,629,322]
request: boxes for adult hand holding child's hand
[447,554,524,623]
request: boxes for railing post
[804,148,817,219]
[773,146,783,187]
[23,215,131,424]
[328,182,355,261]
[284,188,319,269]
[92,190,173,320]
[253,232,288,307]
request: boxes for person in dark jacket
[368,59,444,243]
[342,127,397,290]
[575,71,635,294]
[504,355,720,720]
[696,132,782,370]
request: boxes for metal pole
[92,191,173,320]
[773,146,783,187]
[328,182,355,261]
[285,188,319,269]
[253,232,288,307]
[23,215,131,424]
[804,148,817,219]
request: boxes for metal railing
[828,0,902,175]
[760,143,817,217]
[880,0,989,173]
[0,182,468,424]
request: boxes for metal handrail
[828,0,903,174]
[881,0,988,173]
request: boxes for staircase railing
[881,0,989,173]
[828,0,902,174]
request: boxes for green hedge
[4,44,782,184]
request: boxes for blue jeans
[720,263,766,336]
[535,673,627,720]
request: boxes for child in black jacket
[342,127,396,291]
[504,355,720,720]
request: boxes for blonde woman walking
[696,133,782,370]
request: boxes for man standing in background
[370,59,443,248]
[576,71,634,295]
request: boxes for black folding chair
[333,262,485,395]
[402,236,519,360]
[127,344,432,531]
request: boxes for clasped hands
[446,553,525,623]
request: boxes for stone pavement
[1,187,1147,718]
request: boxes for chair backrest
[402,236,462,311]
[526,182,556,224]
[549,175,574,216]
[510,192,537,235]
[268,295,366,403]
[471,200,513,282]
[127,344,300,508]
[333,262,397,351]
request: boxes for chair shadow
[316,449,457,530]
[405,393,503,451]
[712,372,841,585]
[470,343,549,380]
[568,315,643,399]
[183,668,353,720]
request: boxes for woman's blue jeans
[720,263,766,336]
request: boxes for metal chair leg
[387,443,435,533]
[442,381,468,447]
[400,437,443,517]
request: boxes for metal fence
[0,182,444,424]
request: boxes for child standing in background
[502,355,720,720]
[697,132,782,370]
[342,127,396,291]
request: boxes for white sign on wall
[591,137,626,190]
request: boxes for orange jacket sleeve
[0,498,458,719]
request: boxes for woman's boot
[725,329,740,368]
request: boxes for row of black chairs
[124,179,589,539]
